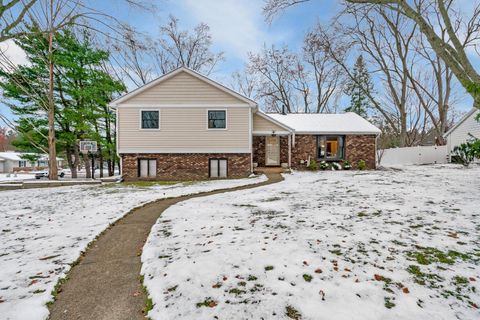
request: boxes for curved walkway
[48,173,283,320]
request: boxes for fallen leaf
[469,277,476,282]
[374,274,384,281]
[314,268,322,274]
[133,291,141,297]
[303,261,309,266]
[344,268,351,272]
[208,300,217,308]
[402,287,410,294]
[29,280,38,286]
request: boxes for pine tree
[0,27,125,177]
[344,55,373,118]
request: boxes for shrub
[343,160,352,170]
[452,139,480,167]
[357,159,367,170]
[319,161,329,170]
[330,162,342,170]
[307,159,317,170]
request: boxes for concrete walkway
[48,173,283,320]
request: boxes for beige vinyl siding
[253,113,287,132]
[125,71,245,105]
[118,107,251,153]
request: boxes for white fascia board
[118,148,251,154]
[252,131,291,136]
[294,131,381,135]
[114,104,254,108]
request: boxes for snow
[267,112,381,134]
[142,165,480,320]
[0,175,267,320]
[0,173,35,182]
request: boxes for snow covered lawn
[0,173,35,182]
[142,165,480,320]
[0,175,266,320]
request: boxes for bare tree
[264,0,480,108]
[247,44,308,113]
[303,24,346,113]
[0,0,38,42]
[153,15,224,75]
[230,70,259,99]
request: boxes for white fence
[379,145,448,166]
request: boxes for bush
[307,159,317,170]
[357,159,367,170]
[319,161,328,170]
[453,139,480,167]
[330,162,342,170]
[343,160,352,170]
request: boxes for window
[138,159,157,178]
[317,136,345,160]
[209,159,227,178]
[141,110,159,129]
[208,110,226,129]
[18,160,27,168]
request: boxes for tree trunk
[83,153,91,178]
[47,30,58,180]
[72,144,80,178]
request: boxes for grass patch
[286,305,302,319]
[384,297,396,309]
[140,275,154,315]
[265,265,274,271]
[229,288,246,296]
[302,274,313,282]
[406,265,443,287]
[196,297,217,308]
[406,247,471,265]
[247,275,258,281]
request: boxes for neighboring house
[0,152,64,173]
[444,108,480,160]
[110,67,381,181]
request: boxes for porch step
[254,167,290,174]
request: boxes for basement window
[138,159,157,178]
[209,158,227,178]
[317,136,345,160]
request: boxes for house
[444,108,480,161]
[0,151,64,173]
[109,67,380,181]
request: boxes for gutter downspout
[288,134,292,169]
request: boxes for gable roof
[254,111,294,132]
[109,67,257,107]
[268,112,381,135]
[443,108,479,138]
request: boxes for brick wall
[290,134,377,170]
[252,136,265,167]
[121,153,251,181]
[345,135,377,169]
[291,135,316,169]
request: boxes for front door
[265,136,280,166]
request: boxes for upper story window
[208,110,226,129]
[141,110,159,129]
[317,136,345,160]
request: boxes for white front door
[265,136,280,166]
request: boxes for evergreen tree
[344,55,373,118]
[0,28,125,177]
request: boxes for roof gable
[110,67,256,107]
[444,108,479,137]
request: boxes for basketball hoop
[79,141,98,154]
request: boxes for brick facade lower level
[121,153,251,181]
[253,134,377,170]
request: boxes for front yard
[0,175,266,320]
[142,165,480,320]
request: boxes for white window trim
[139,109,161,130]
[206,109,228,130]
